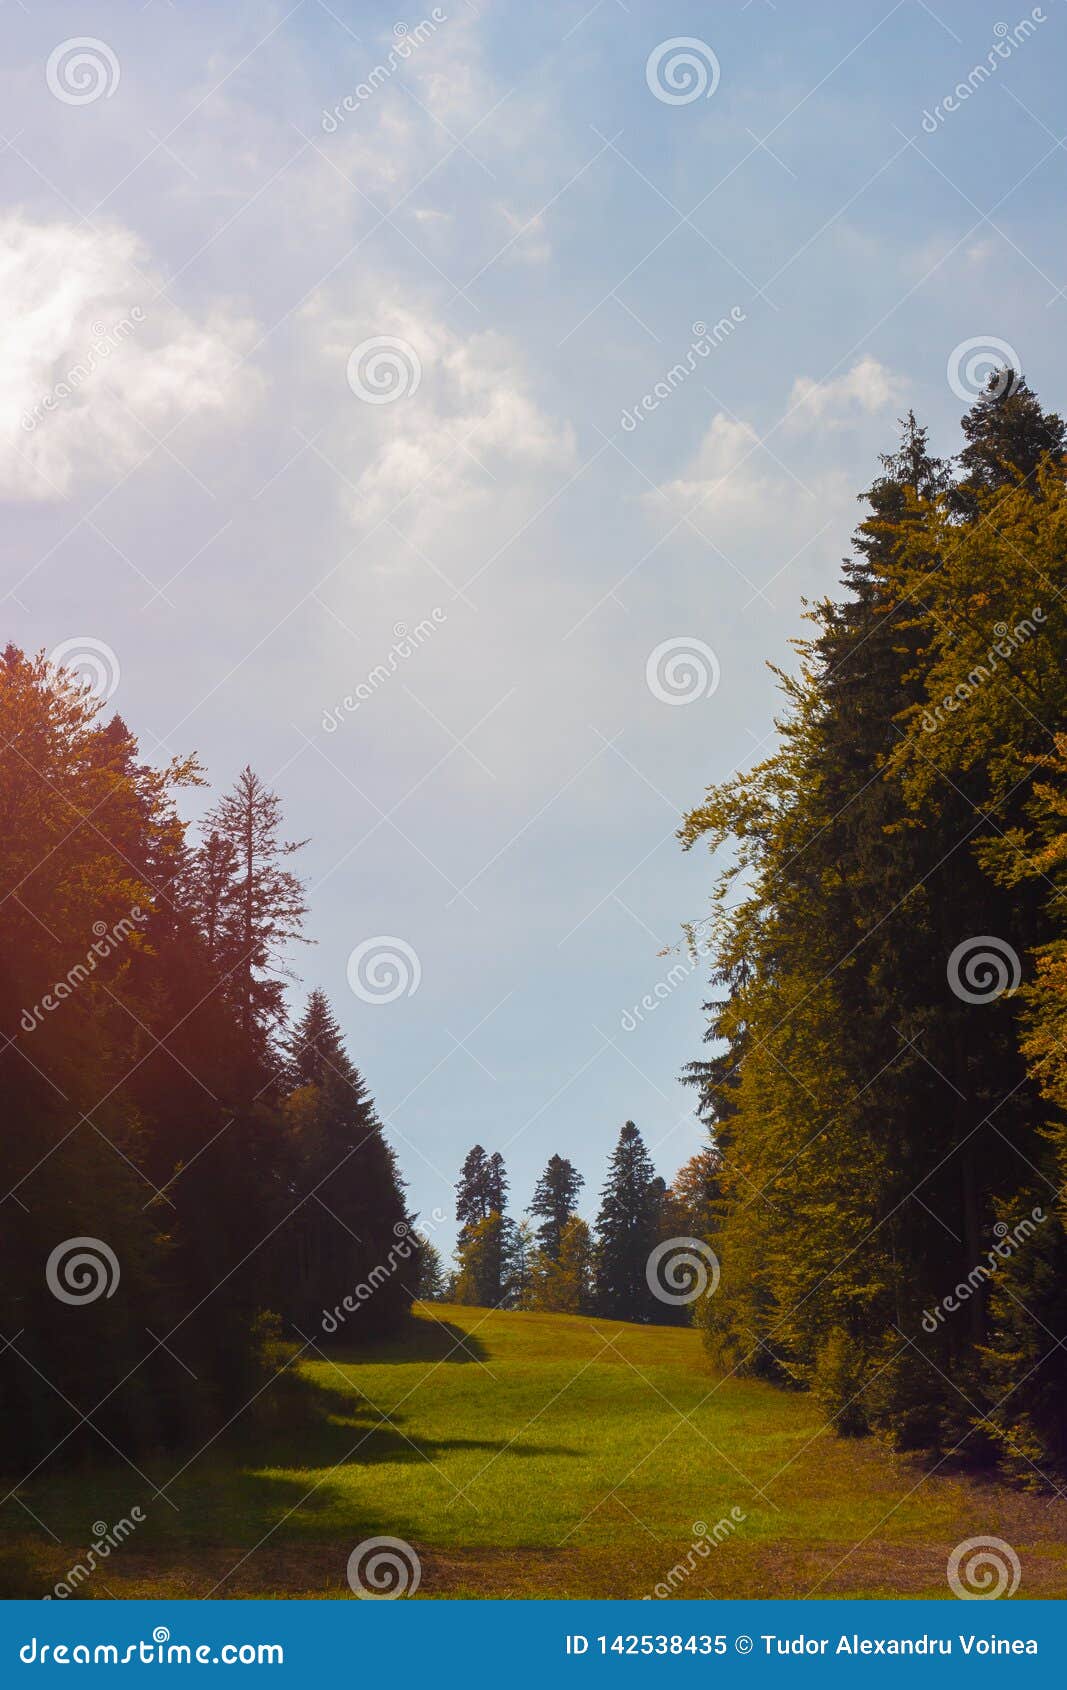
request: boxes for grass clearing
[3,1303,1065,1598]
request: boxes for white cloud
[786,356,904,428]
[306,292,574,536]
[654,414,782,519]
[0,214,258,501]
[649,405,857,606]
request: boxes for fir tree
[594,1122,661,1321]
[529,1154,584,1260]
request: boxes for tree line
[427,1127,720,1323]
[680,374,1067,1481]
[0,650,416,1468]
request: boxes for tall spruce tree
[201,766,308,1064]
[594,1122,661,1321]
[456,1145,491,1241]
[280,991,413,1340]
[529,1154,585,1260]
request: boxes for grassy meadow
[3,1303,1066,1599]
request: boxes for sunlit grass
[3,1303,1066,1598]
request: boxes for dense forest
[5,369,1066,1500]
[0,657,415,1467]
[680,373,1067,1484]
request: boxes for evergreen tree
[456,1145,509,1242]
[952,371,1066,514]
[505,1217,535,1309]
[456,1145,491,1241]
[529,1154,584,1260]
[487,1150,509,1216]
[594,1122,661,1321]
[201,766,308,1062]
[415,1235,447,1301]
[280,991,413,1341]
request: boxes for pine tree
[505,1217,535,1309]
[953,372,1066,514]
[594,1122,661,1321]
[201,766,308,1060]
[487,1150,509,1215]
[415,1236,447,1301]
[456,1145,491,1241]
[529,1154,584,1260]
[281,991,413,1341]
[456,1146,509,1242]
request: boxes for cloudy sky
[3,0,1065,1251]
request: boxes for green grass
[3,1302,1066,1598]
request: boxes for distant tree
[456,1145,490,1241]
[456,1145,509,1245]
[415,1235,447,1302]
[487,1150,509,1215]
[454,1213,508,1307]
[594,1122,661,1321]
[530,1216,595,1315]
[529,1154,584,1260]
[505,1217,536,1309]
[659,1150,722,1242]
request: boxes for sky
[3,0,1066,1257]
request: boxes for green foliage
[529,1154,584,1259]
[0,647,413,1475]
[594,1121,662,1321]
[681,378,1067,1479]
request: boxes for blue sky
[3,0,1065,1255]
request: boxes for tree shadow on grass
[248,1370,575,1475]
[320,1315,489,1367]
